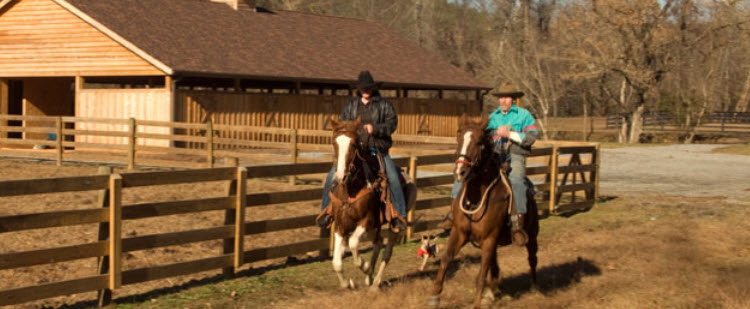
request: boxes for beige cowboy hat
[490,81,524,99]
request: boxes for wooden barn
[0,0,488,147]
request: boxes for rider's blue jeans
[450,153,527,214]
[321,154,407,218]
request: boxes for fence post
[548,145,559,214]
[95,166,113,307]
[289,128,298,186]
[223,157,239,277]
[128,118,136,170]
[206,121,214,168]
[405,156,418,243]
[594,143,600,201]
[234,166,247,270]
[56,116,63,166]
[721,115,726,132]
[108,174,122,290]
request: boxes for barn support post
[128,118,136,170]
[95,166,113,307]
[1,79,8,142]
[206,121,214,168]
[548,145,559,213]
[223,157,239,277]
[234,167,247,270]
[288,128,298,186]
[55,116,63,166]
[405,156,418,243]
[108,174,123,290]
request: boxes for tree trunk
[736,66,750,112]
[618,116,628,143]
[582,97,588,142]
[685,87,710,144]
[628,101,645,143]
[537,112,550,140]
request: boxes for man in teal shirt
[449,84,539,245]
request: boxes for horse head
[454,114,490,182]
[331,116,362,182]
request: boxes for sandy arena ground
[0,144,748,308]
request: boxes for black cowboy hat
[356,70,383,90]
[490,81,524,99]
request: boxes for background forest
[256,0,750,142]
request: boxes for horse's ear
[354,116,361,128]
[330,118,340,129]
[459,114,468,127]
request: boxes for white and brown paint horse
[327,117,415,290]
[429,115,539,308]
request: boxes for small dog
[417,234,440,271]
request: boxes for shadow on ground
[55,254,330,309]
[398,256,600,299]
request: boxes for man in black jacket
[317,71,407,231]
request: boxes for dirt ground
[1,144,748,308]
[0,156,451,309]
[600,144,750,203]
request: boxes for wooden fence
[0,142,598,307]
[605,112,750,134]
[0,114,457,169]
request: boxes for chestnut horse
[429,116,539,308]
[327,117,415,290]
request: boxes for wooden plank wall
[77,89,171,146]
[174,91,480,142]
[0,0,162,77]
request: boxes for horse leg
[474,237,498,309]
[332,232,351,289]
[348,226,369,274]
[369,230,398,292]
[429,227,468,307]
[526,234,539,292]
[365,228,383,287]
[487,247,500,297]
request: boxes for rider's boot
[510,213,528,246]
[317,179,339,229]
[316,208,333,229]
[317,212,332,228]
[390,217,406,233]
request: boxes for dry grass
[711,144,750,156]
[112,195,750,309]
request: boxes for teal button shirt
[487,104,538,143]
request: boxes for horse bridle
[334,129,366,183]
[454,128,485,175]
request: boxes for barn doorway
[7,79,23,139]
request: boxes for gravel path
[600,144,750,203]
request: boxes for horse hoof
[427,295,440,307]
[348,278,356,289]
[530,284,540,293]
[482,289,495,302]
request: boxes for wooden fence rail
[0,136,598,306]
[0,115,458,169]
